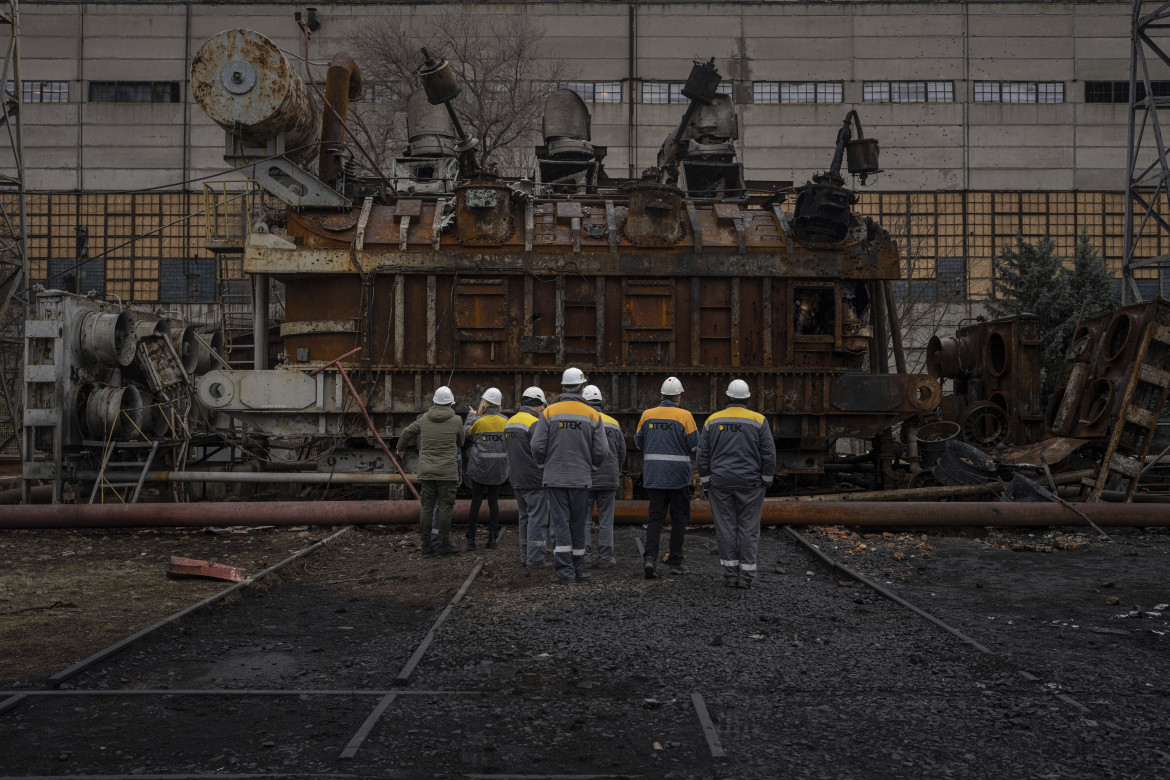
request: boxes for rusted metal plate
[998,437,1088,468]
[167,556,246,582]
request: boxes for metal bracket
[243,159,350,209]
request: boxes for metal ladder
[21,316,62,503]
[218,276,253,369]
[1088,319,1170,502]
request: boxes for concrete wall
[11,1,1148,192]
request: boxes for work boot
[723,577,738,588]
[466,539,477,552]
[549,575,574,586]
[527,561,553,570]
[644,560,658,579]
[739,579,754,589]
[574,571,593,583]
[668,562,688,576]
[599,559,617,569]
[485,539,498,550]
[420,542,436,558]
[435,542,461,556]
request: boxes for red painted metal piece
[310,346,420,500]
[166,556,246,582]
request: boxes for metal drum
[190,28,321,162]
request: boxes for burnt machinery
[21,290,214,503]
[188,30,939,483]
[1046,299,1170,501]
[927,315,1046,448]
[133,30,941,495]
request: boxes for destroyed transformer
[8,29,942,504]
[186,30,940,493]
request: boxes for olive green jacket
[396,404,466,482]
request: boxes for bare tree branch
[349,12,573,176]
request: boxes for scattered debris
[166,556,245,582]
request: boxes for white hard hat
[433,386,455,405]
[582,385,603,403]
[521,386,547,404]
[727,379,750,399]
[660,376,684,395]
[561,367,586,386]
[481,387,503,405]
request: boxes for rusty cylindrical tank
[190,29,321,163]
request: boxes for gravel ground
[2,522,1169,778]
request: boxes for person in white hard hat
[506,386,551,569]
[581,384,626,568]
[697,379,776,588]
[463,387,509,551]
[634,376,699,578]
[530,367,610,585]
[396,386,466,557]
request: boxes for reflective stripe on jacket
[530,394,609,488]
[464,410,509,485]
[590,411,627,491]
[696,404,777,490]
[505,407,544,490]
[633,399,698,490]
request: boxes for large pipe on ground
[3,500,1170,530]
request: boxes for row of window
[5,80,181,104]
[9,78,1163,106]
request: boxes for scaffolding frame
[0,0,27,459]
[1124,0,1170,303]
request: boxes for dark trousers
[466,480,500,541]
[419,480,457,545]
[645,487,690,565]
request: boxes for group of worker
[395,368,776,588]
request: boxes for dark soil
[2,521,1169,778]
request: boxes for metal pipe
[4,499,1170,529]
[799,469,1095,502]
[253,273,269,370]
[884,280,907,374]
[319,52,363,184]
[77,470,417,485]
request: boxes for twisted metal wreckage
[10,27,1170,528]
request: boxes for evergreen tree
[1066,230,1117,319]
[987,233,1116,395]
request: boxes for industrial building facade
[10,0,1166,303]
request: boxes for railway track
[2,523,1168,778]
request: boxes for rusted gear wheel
[959,400,1009,447]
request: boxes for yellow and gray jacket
[696,404,776,490]
[588,405,627,491]
[464,409,509,485]
[530,393,609,489]
[634,399,699,490]
[505,406,544,490]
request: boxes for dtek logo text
[559,421,583,430]
[718,423,743,432]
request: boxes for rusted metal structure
[1046,298,1170,501]
[186,30,939,489]
[15,30,943,504]
[927,314,1045,448]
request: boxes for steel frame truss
[0,0,27,460]
[1124,0,1170,303]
